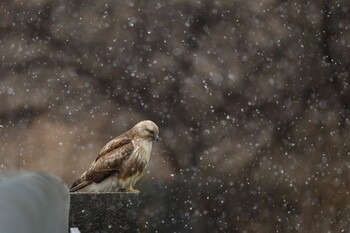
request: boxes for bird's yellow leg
[127,185,140,193]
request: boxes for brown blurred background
[1,0,350,232]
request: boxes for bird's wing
[70,137,133,191]
[85,137,134,183]
[95,135,132,161]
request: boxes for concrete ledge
[69,192,139,233]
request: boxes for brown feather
[70,137,133,192]
[119,156,147,180]
[85,140,133,183]
[95,134,132,161]
[70,180,91,192]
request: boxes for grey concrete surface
[0,172,70,233]
[69,192,139,233]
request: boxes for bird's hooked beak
[152,134,160,142]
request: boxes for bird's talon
[127,186,140,193]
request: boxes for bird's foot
[127,186,140,193]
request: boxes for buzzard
[70,120,159,192]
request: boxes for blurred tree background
[1,0,350,232]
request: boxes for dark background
[1,0,350,232]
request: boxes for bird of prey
[70,120,159,193]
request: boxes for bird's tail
[70,177,91,192]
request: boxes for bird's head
[132,120,160,142]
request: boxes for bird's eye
[147,129,155,134]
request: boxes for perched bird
[70,120,159,193]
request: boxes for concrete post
[69,192,139,233]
